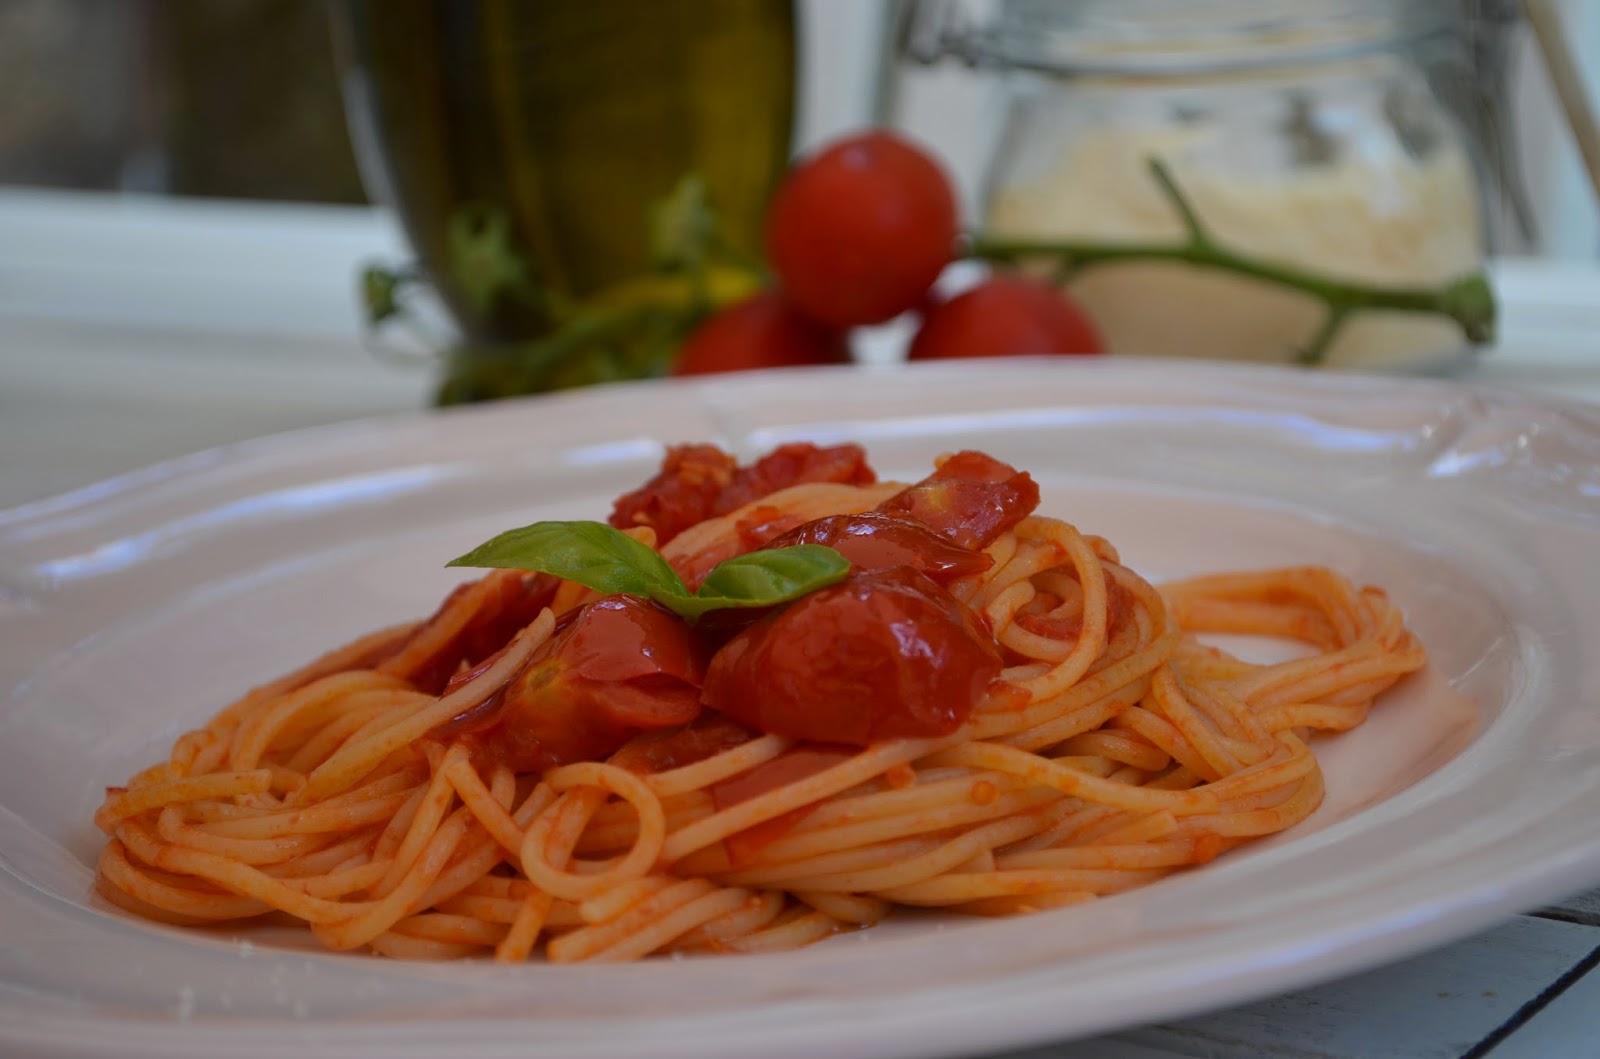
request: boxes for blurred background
[2,0,1594,255]
[5,0,1600,500]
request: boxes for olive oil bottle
[334,0,795,398]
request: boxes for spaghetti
[93,444,1426,962]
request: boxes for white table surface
[2,189,1598,1058]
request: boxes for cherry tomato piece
[763,512,993,585]
[384,572,559,695]
[907,275,1104,360]
[877,450,1040,550]
[440,595,704,772]
[715,442,877,515]
[766,130,959,328]
[672,290,850,376]
[702,567,1002,745]
[609,441,875,547]
[608,444,737,546]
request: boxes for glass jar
[954,0,1489,369]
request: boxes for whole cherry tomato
[672,290,850,376]
[765,130,959,328]
[702,567,1002,745]
[907,275,1104,361]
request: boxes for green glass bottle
[334,0,795,399]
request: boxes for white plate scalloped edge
[1,358,1598,1059]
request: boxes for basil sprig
[448,520,848,621]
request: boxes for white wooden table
[1,190,1597,1058]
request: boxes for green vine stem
[966,158,1497,366]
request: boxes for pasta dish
[93,443,1425,962]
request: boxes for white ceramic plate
[2,359,1598,1059]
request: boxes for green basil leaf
[447,521,849,622]
[447,520,689,601]
[677,544,850,620]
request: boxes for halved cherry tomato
[766,130,959,328]
[672,290,850,376]
[702,567,1001,745]
[440,595,704,772]
[907,275,1104,361]
[689,510,995,644]
[763,511,992,585]
[877,450,1040,550]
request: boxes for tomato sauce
[609,715,755,775]
[1011,575,1134,644]
[710,744,857,863]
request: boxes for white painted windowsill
[3,187,1599,512]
